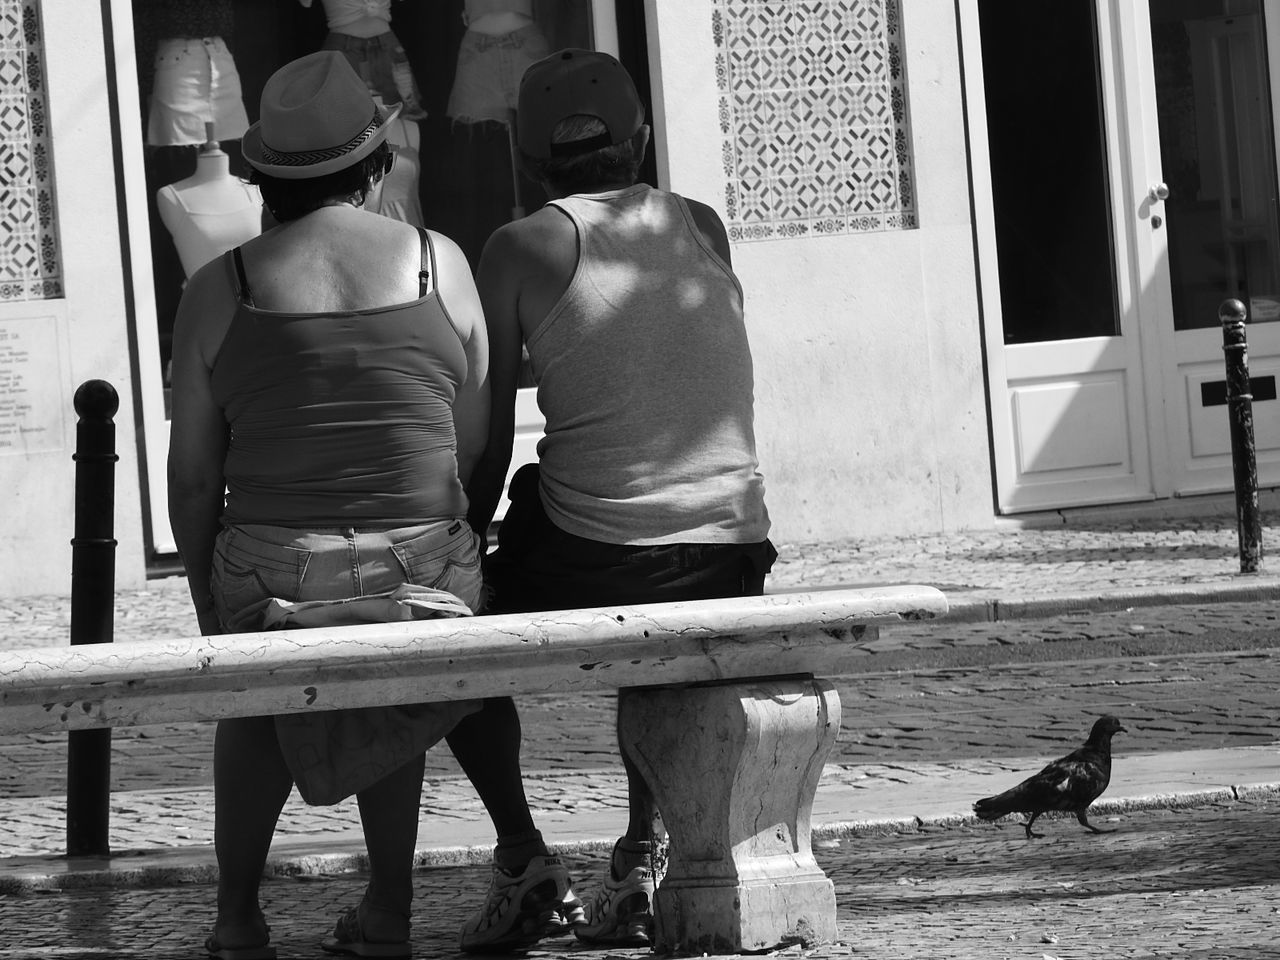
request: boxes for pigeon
[973,715,1125,839]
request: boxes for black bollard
[1220,299,1262,574]
[66,379,119,856]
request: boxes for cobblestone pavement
[0,798,1275,959]
[769,518,1280,608]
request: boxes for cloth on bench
[261,582,474,628]
[265,584,481,806]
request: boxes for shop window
[131,0,597,383]
[712,0,917,241]
[0,0,63,302]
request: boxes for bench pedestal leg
[618,679,840,955]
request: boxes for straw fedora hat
[242,51,401,179]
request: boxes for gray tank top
[527,184,769,545]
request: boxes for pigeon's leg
[1023,813,1044,839]
[1077,810,1115,834]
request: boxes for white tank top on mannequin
[157,147,263,277]
[370,116,424,227]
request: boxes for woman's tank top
[211,229,469,527]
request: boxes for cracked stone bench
[0,584,946,955]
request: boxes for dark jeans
[485,464,777,614]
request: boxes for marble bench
[0,585,947,955]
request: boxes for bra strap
[231,246,255,306]
[417,227,434,297]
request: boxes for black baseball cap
[517,49,645,159]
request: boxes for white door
[965,0,1280,513]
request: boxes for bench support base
[619,678,840,955]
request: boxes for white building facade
[3,0,1276,597]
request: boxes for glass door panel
[978,0,1121,344]
[1151,0,1280,331]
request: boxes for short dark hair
[248,142,392,222]
[524,115,643,195]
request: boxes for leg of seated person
[213,715,293,946]
[619,724,657,853]
[352,752,426,942]
[445,696,542,864]
[449,697,582,952]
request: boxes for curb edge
[3,784,1276,894]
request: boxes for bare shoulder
[175,255,237,365]
[680,195,733,265]
[493,205,574,259]
[424,227,471,277]
[480,205,577,281]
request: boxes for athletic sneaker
[458,854,574,953]
[573,863,655,947]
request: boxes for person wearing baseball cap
[169,51,496,959]
[447,48,774,952]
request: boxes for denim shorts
[147,37,249,147]
[322,30,418,109]
[446,24,550,123]
[212,520,484,633]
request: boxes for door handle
[1148,182,1170,202]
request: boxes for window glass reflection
[978,0,1121,344]
[1151,0,1280,330]
[134,0,595,388]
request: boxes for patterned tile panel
[713,0,917,242]
[0,0,61,301]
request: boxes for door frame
[1111,0,1178,497]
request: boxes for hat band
[259,111,384,168]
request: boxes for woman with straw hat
[168,51,491,959]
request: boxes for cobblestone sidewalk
[1,798,1275,959]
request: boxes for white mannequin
[465,6,535,37]
[156,124,264,278]
[368,100,425,227]
[449,0,547,218]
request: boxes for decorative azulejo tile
[713,0,917,243]
[0,0,61,302]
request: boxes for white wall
[645,0,994,540]
[0,2,147,597]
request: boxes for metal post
[1220,299,1262,573]
[66,379,119,856]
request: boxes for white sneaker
[573,863,655,946]
[458,854,573,953]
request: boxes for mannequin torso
[463,0,535,34]
[157,144,263,277]
[466,11,534,35]
[448,0,547,123]
[369,113,424,227]
[301,0,391,38]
